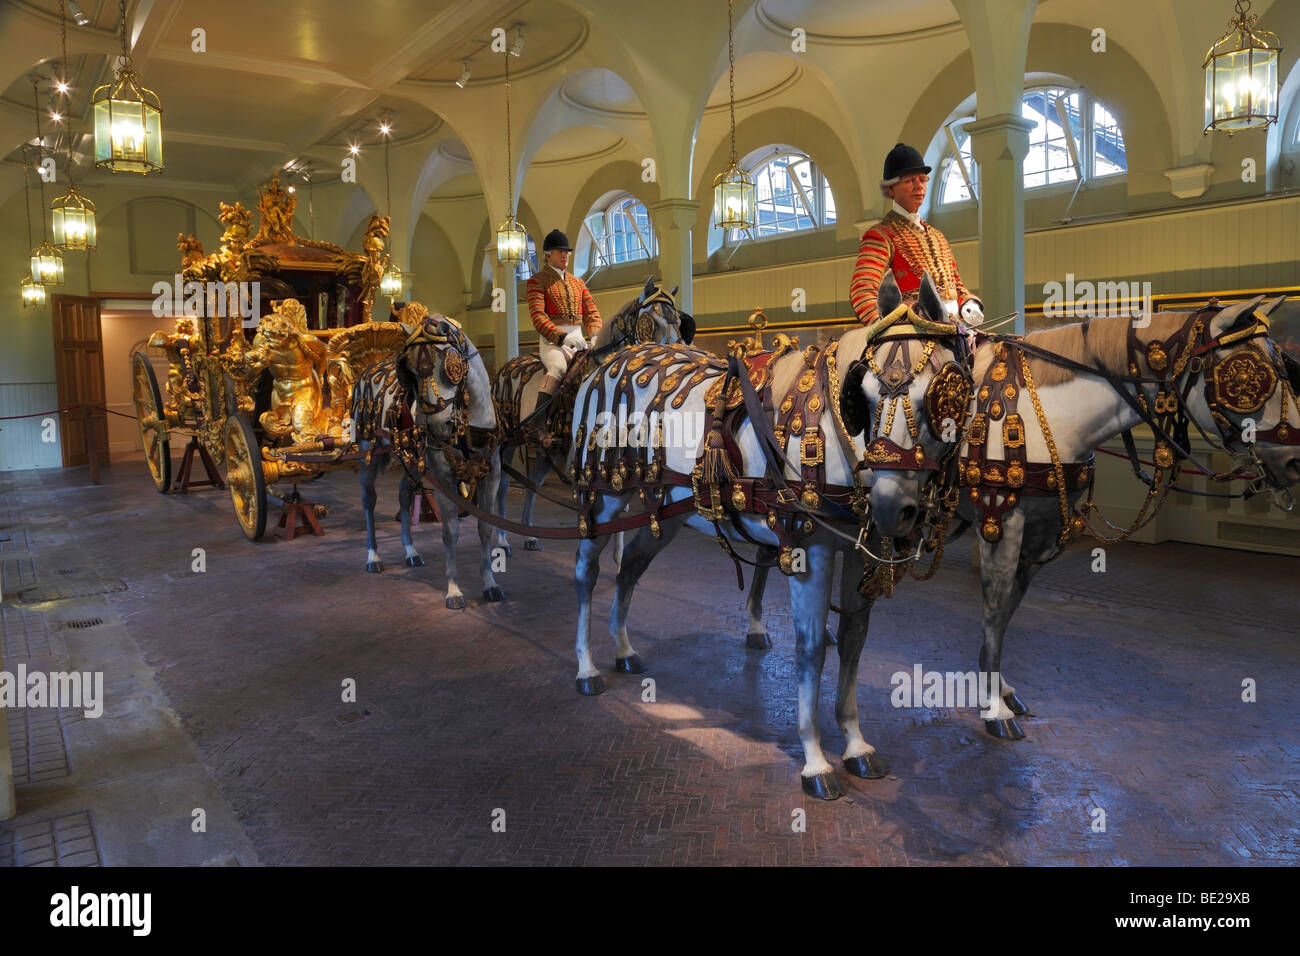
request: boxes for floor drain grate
[53,568,84,576]
[0,811,102,867]
[335,709,372,726]
[64,617,104,630]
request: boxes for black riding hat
[543,229,572,253]
[881,143,931,185]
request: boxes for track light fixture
[509,26,525,57]
[455,61,471,89]
[67,0,89,26]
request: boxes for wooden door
[51,294,109,468]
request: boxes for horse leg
[574,495,624,695]
[788,542,843,799]
[608,512,685,674]
[521,451,548,551]
[437,482,466,611]
[494,444,514,557]
[478,470,505,603]
[745,547,776,649]
[834,547,888,778]
[360,455,384,573]
[976,508,1046,739]
[397,473,424,568]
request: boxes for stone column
[951,0,1039,334]
[967,114,1034,332]
[493,260,520,368]
[649,199,700,314]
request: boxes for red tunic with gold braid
[525,268,602,344]
[849,210,978,325]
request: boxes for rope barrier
[0,404,137,421]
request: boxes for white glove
[562,329,587,351]
[960,299,984,326]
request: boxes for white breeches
[539,324,580,378]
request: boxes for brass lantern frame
[1203,0,1282,134]
[51,183,98,251]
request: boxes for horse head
[396,304,484,428]
[609,277,695,348]
[1188,295,1300,504]
[840,270,971,538]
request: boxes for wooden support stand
[278,489,324,540]
[411,490,441,524]
[173,437,225,494]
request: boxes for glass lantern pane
[145,103,162,170]
[93,99,112,164]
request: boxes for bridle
[838,302,975,576]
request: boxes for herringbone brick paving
[1,462,1297,865]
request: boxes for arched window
[937,87,1127,204]
[715,146,836,247]
[577,192,655,276]
[514,236,538,282]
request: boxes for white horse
[858,287,1300,737]
[567,313,899,799]
[492,276,694,557]
[353,308,505,609]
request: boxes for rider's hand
[960,299,984,325]
[562,329,586,351]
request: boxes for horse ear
[838,360,873,438]
[679,312,696,345]
[670,285,678,299]
[877,271,902,319]
[1259,295,1287,318]
[1209,295,1265,338]
[642,276,656,303]
[918,271,944,324]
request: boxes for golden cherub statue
[240,298,337,441]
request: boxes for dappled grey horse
[352,308,505,609]
[859,283,1300,737]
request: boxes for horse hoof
[405,555,425,568]
[745,632,772,650]
[1004,692,1030,716]
[843,752,889,779]
[985,718,1025,740]
[366,561,384,574]
[615,654,645,674]
[446,595,467,610]
[576,675,606,696]
[824,627,838,647]
[482,586,505,603]
[524,539,542,551]
[801,771,844,801]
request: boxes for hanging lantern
[92,65,163,173]
[1203,0,1282,134]
[496,216,527,266]
[380,264,404,299]
[51,184,98,251]
[713,160,757,231]
[21,274,47,308]
[92,1,163,173]
[712,0,755,231]
[31,240,65,286]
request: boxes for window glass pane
[749,152,826,237]
[599,196,654,265]
[939,131,978,203]
[1092,100,1127,177]
[1022,88,1081,189]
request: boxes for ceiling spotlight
[55,79,69,94]
[509,26,524,58]
[50,111,62,122]
[348,142,360,156]
[379,121,391,136]
[67,0,90,26]
[455,61,471,88]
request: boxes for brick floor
[1,459,1297,865]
